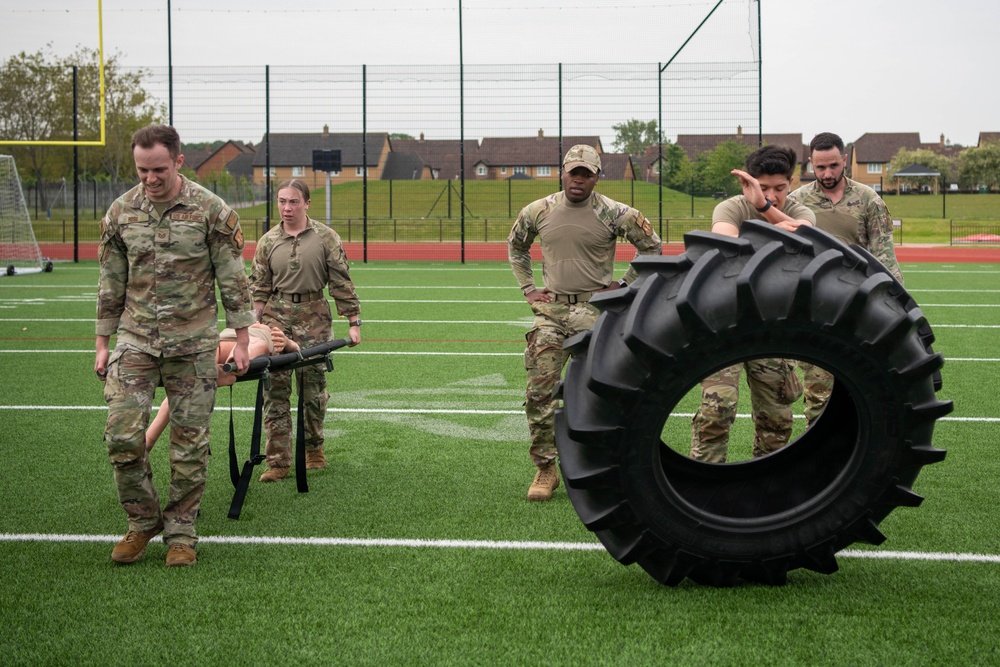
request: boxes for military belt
[274,290,325,304]
[552,291,595,304]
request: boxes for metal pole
[661,0,724,72]
[73,66,79,263]
[265,65,271,232]
[459,0,466,263]
[325,171,331,226]
[658,62,663,232]
[757,0,762,146]
[363,64,368,263]
[167,0,173,125]
[559,63,563,181]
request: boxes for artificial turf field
[0,258,997,666]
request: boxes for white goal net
[0,155,49,276]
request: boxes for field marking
[1,532,997,564]
[0,405,996,422]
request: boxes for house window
[292,166,305,177]
[500,167,507,175]
[513,166,526,175]
[867,163,883,174]
[806,162,814,174]
[262,167,275,178]
[355,166,367,177]
[329,170,340,177]
[537,166,551,177]
[476,165,487,176]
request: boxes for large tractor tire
[555,221,952,587]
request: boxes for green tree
[612,119,660,156]
[694,139,755,196]
[0,47,164,190]
[887,148,955,192]
[72,48,164,183]
[0,48,71,199]
[389,133,415,140]
[957,142,1000,191]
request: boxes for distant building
[251,125,390,186]
[476,130,603,180]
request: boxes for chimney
[323,124,329,136]
[737,125,743,138]
[940,133,945,147]
[538,128,544,139]
[419,132,425,142]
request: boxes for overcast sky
[3,0,998,148]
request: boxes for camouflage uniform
[509,190,661,467]
[249,218,360,468]
[691,193,812,461]
[690,359,803,463]
[97,174,254,547]
[789,178,904,425]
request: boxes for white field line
[0,532,997,563]
[0,405,995,422]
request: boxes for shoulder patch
[220,206,236,229]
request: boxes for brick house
[194,140,255,182]
[389,134,481,180]
[849,133,922,192]
[251,126,390,186]
[475,130,603,180]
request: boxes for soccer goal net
[0,155,51,276]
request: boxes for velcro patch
[233,229,245,250]
[638,215,653,236]
[220,206,236,229]
[171,212,207,222]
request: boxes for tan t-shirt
[712,195,816,230]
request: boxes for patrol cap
[562,144,601,174]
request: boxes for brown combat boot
[527,462,561,502]
[259,466,290,483]
[305,448,327,470]
[111,519,164,564]
[165,543,197,567]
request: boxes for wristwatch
[349,319,362,327]
[756,198,772,213]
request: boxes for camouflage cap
[562,144,601,174]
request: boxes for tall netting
[10,0,762,262]
[0,155,49,275]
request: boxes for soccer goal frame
[0,155,52,276]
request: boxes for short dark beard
[818,172,844,191]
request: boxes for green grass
[0,260,997,665]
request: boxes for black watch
[349,319,362,327]
[756,198,772,213]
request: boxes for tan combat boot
[259,466,290,483]
[305,448,327,470]
[111,519,164,564]
[165,543,197,567]
[527,462,561,501]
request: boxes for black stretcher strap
[227,379,267,519]
[225,338,349,520]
